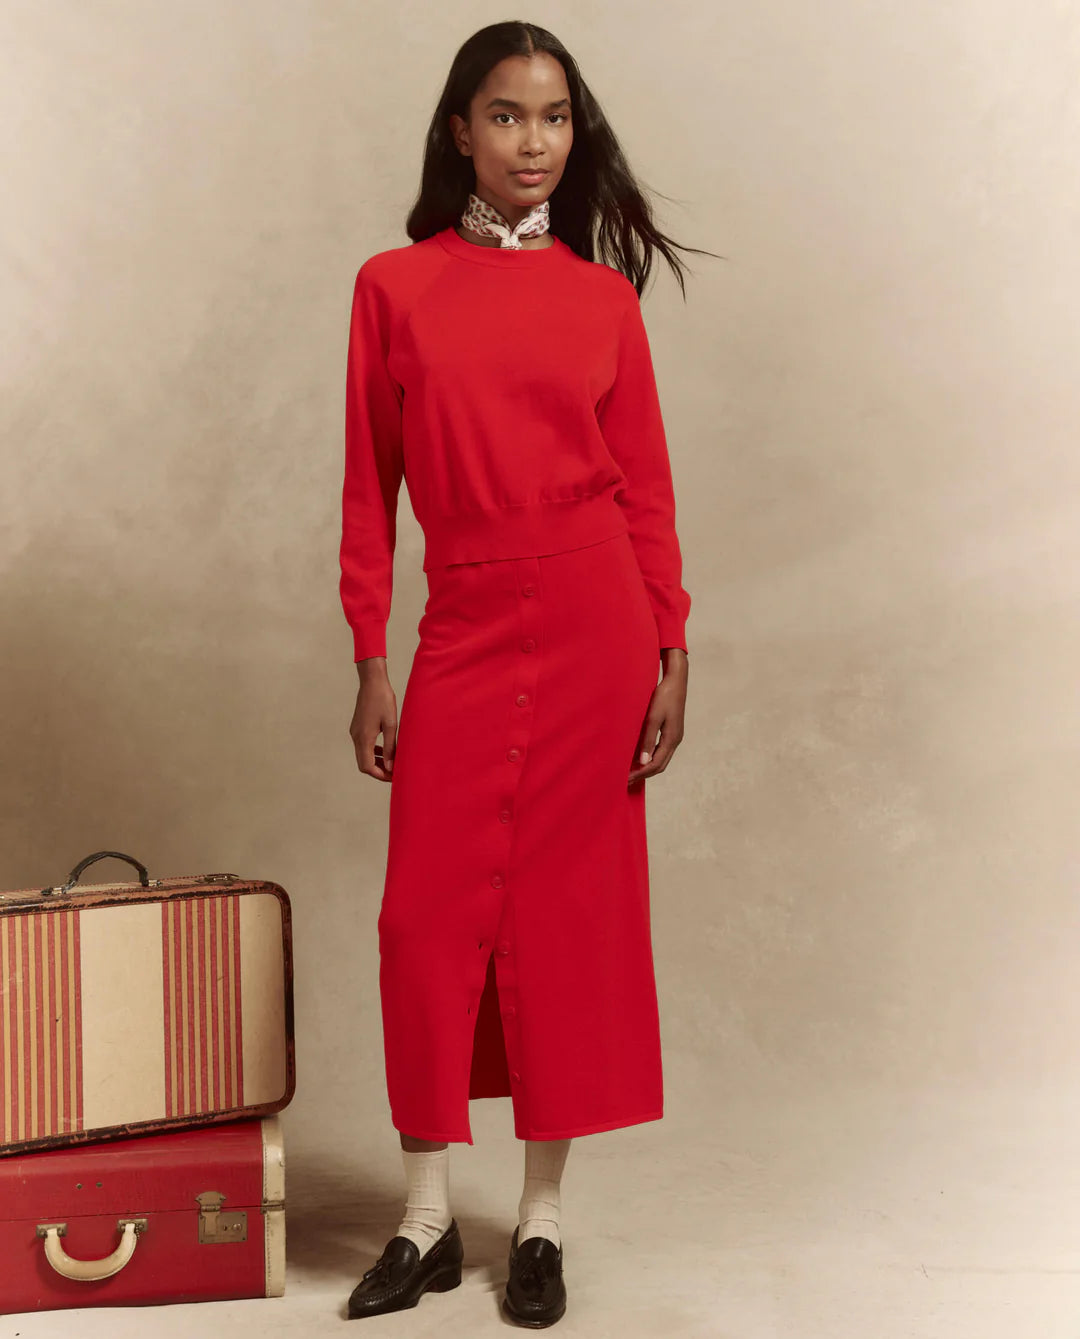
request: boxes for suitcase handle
[41,850,152,897]
[36,1218,148,1282]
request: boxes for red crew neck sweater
[340,224,692,661]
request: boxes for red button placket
[480,559,542,1106]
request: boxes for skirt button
[490,873,504,888]
[499,809,512,823]
[521,638,536,653]
[515,694,529,708]
[506,747,522,762]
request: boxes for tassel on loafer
[347,1217,463,1319]
[502,1224,567,1327]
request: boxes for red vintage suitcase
[0,850,295,1158]
[0,1114,285,1313]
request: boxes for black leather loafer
[502,1224,567,1327]
[347,1218,463,1319]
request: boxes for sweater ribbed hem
[420,487,630,571]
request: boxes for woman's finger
[628,712,663,783]
[360,728,394,783]
[381,717,397,774]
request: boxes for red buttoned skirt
[377,529,664,1142]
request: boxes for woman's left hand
[628,648,688,785]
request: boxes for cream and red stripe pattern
[162,896,244,1118]
[0,892,286,1151]
[0,909,83,1144]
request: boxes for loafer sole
[501,1292,567,1327]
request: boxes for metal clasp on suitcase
[196,1190,248,1243]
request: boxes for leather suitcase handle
[39,846,242,899]
[40,850,151,897]
[36,1219,148,1281]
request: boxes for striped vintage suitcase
[0,851,295,1158]
[0,1113,285,1313]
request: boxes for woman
[341,20,717,1328]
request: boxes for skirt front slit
[377,529,664,1143]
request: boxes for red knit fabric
[340,225,691,660]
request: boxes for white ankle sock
[395,1147,452,1258]
[517,1138,571,1248]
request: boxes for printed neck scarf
[458,192,551,250]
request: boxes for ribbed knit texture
[518,1137,571,1248]
[395,1147,452,1258]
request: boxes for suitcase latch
[195,1191,248,1244]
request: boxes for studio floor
[5,1073,1076,1338]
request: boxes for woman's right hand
[350,657,397,782]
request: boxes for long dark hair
[405,21,724,300]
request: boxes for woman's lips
[514,170,549,184]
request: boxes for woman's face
[450,52,573,226]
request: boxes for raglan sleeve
[339,262,405,662]
[595,286,692,653]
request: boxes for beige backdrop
[3,3,1079,1335]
